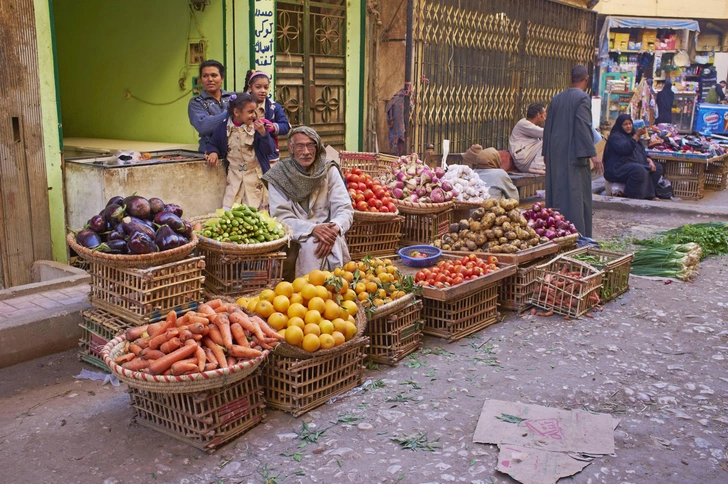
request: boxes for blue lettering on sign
[255,9,273,16]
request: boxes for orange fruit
[354,282,366,294]
[268,312,288,331]
[332,318,347,334]
[290,293,304,305]
[319,319,334,335]
[300,284,317,301]
[287,316,305,329]
[277,328,287,338]
[338,279,350,295]
[332,331,345,346]
[342,271,354,284]
[383,259,393,266]
[341,300,358,316]
[308,270,326,286]
[304,310,322,326]
[343,289,357,302]
[372,298,385,307]
[319,333,335,350]
[285,325,304,346]
[323,299,342,320]
[357,291,370,302]
[304,323,321,336]
[308,296,326,313]
[292,277,308,293]
[275,281,294,298]
[365,281,378,294]
[255,300,275,318]
[246,298,258,312]
[273,295,290,313]
[287,303,307,320]
[344,321,357,341]
[259,289,276,302]
[302,333,320,352]
[314,285,330,300]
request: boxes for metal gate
[412,0,596,154]
[275,0,347,150]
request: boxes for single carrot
[188,314,210,325]
[148,340,198,375]
[160,337,182,354]
[187,322,207,334]
[146,322,163,338]
[122,358,150,371]
[149,329,178,350]
[202,338,228,369]
[198,303,215,315]
[252,336,275,351]
[225,303,239,313]
[175,314,190,328]
[140,349,165,360]
[214,305,229,314]
[115,353,135,365]
[229,311,265,341]
[178,329,194,342]
[228,345,264,359]
[544,310,554,317]
[191,333,203,341]
[179,356,199,365]
[126,325,149,341]
[196,346,206,372]
[204,362,217,371]
[250,315,284,340]
[129,344,143,356]
[227,356,237,367]
[207,324,225,346]
[207,299,222,309]
[214,313,234,349]
[585,313,594,319]
[230,323,250,347]
[204,347,218,367]
[135,338,149,349]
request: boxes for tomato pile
[415,254,500,288]
[345,168,397,213]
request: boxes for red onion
[546,216,555,226]
[535,219,544,229]
[434,167,445,178]
[539,210,549,220]
[535,228,546,236]
[532,202,542,212]
[395,181,404,189]
[544,229,556,239]
[392,188,403,199]
[430,187,445,203]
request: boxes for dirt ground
[1,209,727,484]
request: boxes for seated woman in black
[603,114,663,200]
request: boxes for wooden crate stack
[563,247,633,302]
[364,297,423,366]
[346,215,404,260]
[530,255,604,318]
[399,209,453,247]
[198,248,285,298]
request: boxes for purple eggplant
[106,239,129,254]
[155,225,189,251]
[102,203,126,226]
[130,216,154,230]
[124,196,152,220]
[107,224,127,242]
[106,196,124,207]
[149,198,165,215]
[127,231,158,254]
[76,229,102,249]
[87,215,107,233]
[181,220,193,239]
[162,204,183,217]
[121,216,156,239]
[154,211,185,234]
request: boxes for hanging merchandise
[629,79,656,125]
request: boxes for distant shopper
[509,102,547,175]
[188,60,233,152]
[655,80,675,125]
[705,80,727,104]
[603,114,662,200]
[542,65,601,237]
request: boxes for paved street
[1,208,727,484]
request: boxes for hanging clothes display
[629,79,656,126]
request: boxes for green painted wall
[53,0,225,144]
[345,0,363,151]
[35,0,66,262]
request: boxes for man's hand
[647,158,657,172]
[205,152,219,167]
[312,223,340,246]
[314,239,334,259]
[591,155,604,175]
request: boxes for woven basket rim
[453,200,486,209]
[353,210,401,222]
[368,292,415,320]
[552,233,579,247]
[191,213,292,255]
[67,231,198,268]
[270,305,368,359]
[102,334,267,392]
[393,199,453,214]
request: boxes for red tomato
[374,188,386,199]
[379,206,389,213]
[437,261,445,267]
[454,276,464,285]
[487,256,499,265]
[352,168,362,176]
[436,273,448,283]
[468,253,477,261]
[358,182,368,191]
[365,179,373,189]
[464,268,473,277]
[381,196,392,205]
[363,189,374,200]
[349,174,360,184]
[460,256,470,265]
[355,193,366,203]
[372,199,383,209]
[434,282,444,289]
[356,201,368,211]
[369,206,379,212]
[345,173,353,182]
[431,267,440,274]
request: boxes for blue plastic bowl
[398,245,442,268]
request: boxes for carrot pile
[537,262,601,310]
[113,299,282,376]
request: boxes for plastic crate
[88,256,205,325]
[261,337,368,417]
[400,209,453,246]
[78,309,134,372]
[340,151,399,179]
[198,248,285,298]
[346,217,404,260]
[421,282,499,342]
[498,259,542,312]
[364,299,423,365]
[128,371,265,452]
[530,256,604,318]
[563,247,633,302]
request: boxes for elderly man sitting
[461,144,520,201]
[509,102,547,175]
[262,126,354,278]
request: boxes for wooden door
[0,0,53,288]
[275,0,347,151]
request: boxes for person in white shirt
[509,103,547,175]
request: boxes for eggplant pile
[523,202,578,240]
[74,195,192,254]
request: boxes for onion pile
[384,154,455,204]
[523,202,579,240]
[441,165,491,203]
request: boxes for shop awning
[599,16,701,58]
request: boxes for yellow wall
[594,0,728,19]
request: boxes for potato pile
[433,198,548,254]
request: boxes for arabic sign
[253,0,275,86]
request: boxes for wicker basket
[364,298,423,366]
[191,213,292,256]
[400,209,453,246]
[563,247,633,302]
[421,281,500,342]
[78,309,135,372]
[67,232,198,269]
[340,151,399,179]
[102,334,268,393]
[346,216,404,260]
[352,209,400,222]
[270,306,368,359]
[393,199,454,215]
[198,248,286,298]
[530,255,604,318]
[262,336,368,417]
[88,256,205,325]
[128,371,265,452]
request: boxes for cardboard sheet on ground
[473,399,618,484]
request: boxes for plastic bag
[327,379,373,405]
[74,369,120,387]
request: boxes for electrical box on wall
[189,41,206,65]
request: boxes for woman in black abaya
[655,80,675,125]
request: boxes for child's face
[233,102,257,125]
[249,77,270,103]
